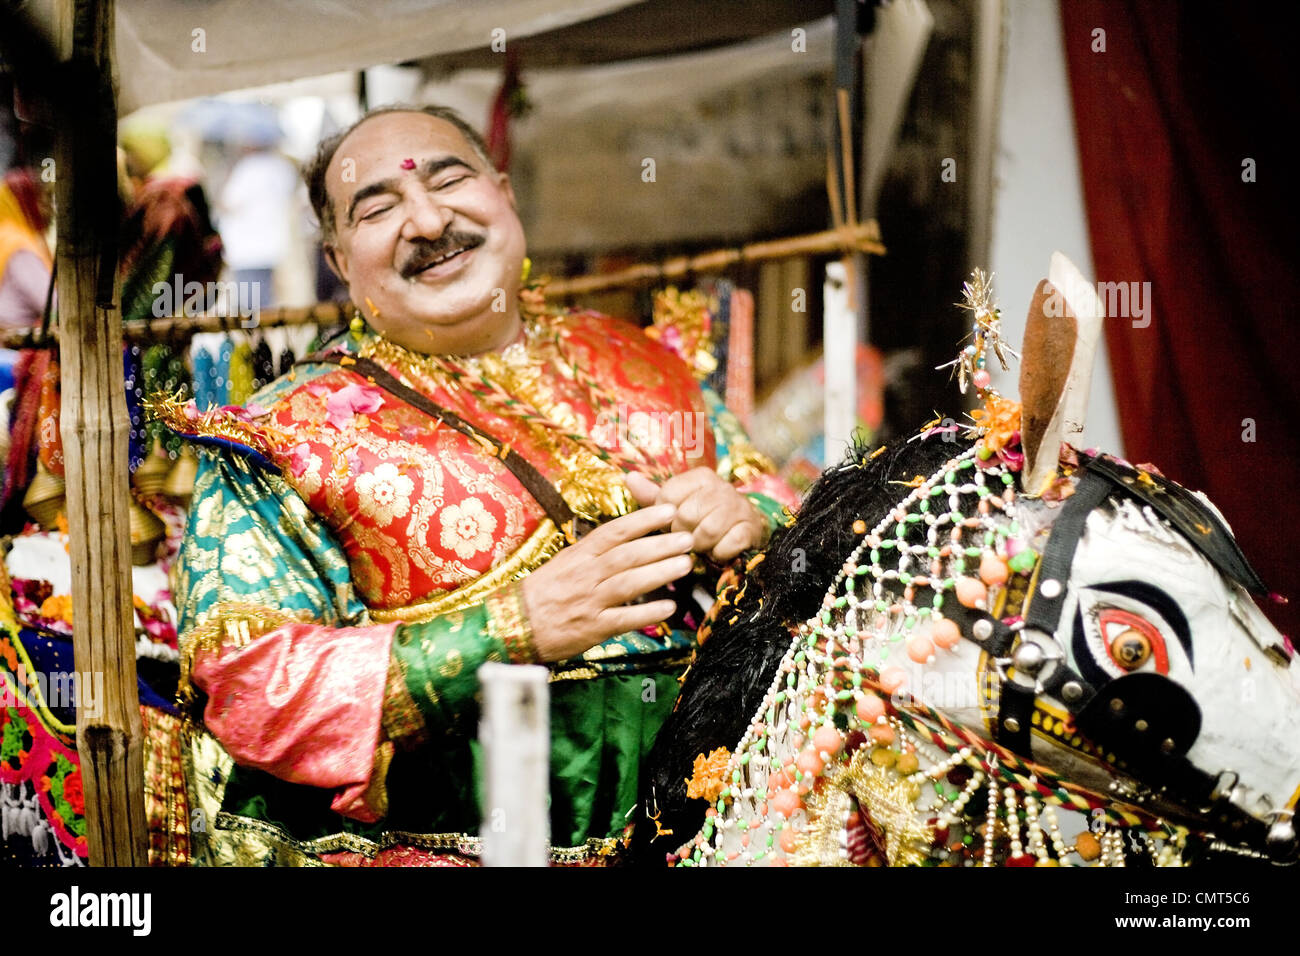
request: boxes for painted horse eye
[1098,607,1168,674]
[1110,629,1151,670]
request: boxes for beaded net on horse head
[668,271,1192,868]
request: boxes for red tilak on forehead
[400,158,416,170]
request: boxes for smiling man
[163,105,797,866]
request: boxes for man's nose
[399,187,453,241]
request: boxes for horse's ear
[1019,252,1106,494]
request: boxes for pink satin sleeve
[191,619,399,821]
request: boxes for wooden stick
[54,0,147,866]
[837,88,859,226]
[117,300,348,340]
[478,663,550,866]
[542,222,884,297]
[123,300,351,338]
[825,149,845,232]
[0,300,351,350]
[1,219,887,348]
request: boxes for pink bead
[796,748,825,776]
[932,618,963,649]
[906,634,935,663]
[879,666,908,693]
[772,788,802,818]
[979,553,1009,586]
[778,828,799,852]
[955,576,988,609]
[814,725,843,756]
[856,694,886,724]
[972,369,991,389]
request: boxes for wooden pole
[0,223,888,351]
[53,0,148,866]
[543,222,884,298]
[0,300,350,350]
[478,663,549,866]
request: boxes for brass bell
[163,445,199,502]
[129,497,167,566]
[132,438,173,497]
[22,461,66,531]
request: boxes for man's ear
[497,171,518,209]
[323,241,349,284]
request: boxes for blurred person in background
[217,137,298,308]
[0,167,51,331]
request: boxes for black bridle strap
[989,467,1114,750]
[1021,465,1116,640]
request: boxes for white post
[823,260,857,465]
[479,662,550,866]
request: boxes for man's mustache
[399,231,487,278]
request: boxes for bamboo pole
[0,301,350,349]
[53,0,148,866]
[119,300,349,341]
[541,222,884,297]
[0,224,887,351]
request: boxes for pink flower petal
[326,384,385,430]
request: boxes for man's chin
[378,309,519,356]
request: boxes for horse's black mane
[632,429,975,864]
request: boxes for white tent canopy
[27,0,642,110]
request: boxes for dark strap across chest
[300,350,594,540]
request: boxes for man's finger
[690,506,734,553]
[597,553,693,607]
[602,530,694,576]
[581,503,676,554]
[653,467,716,507]
[711,522,758,562]
[670,489,712,535]
[596,599,678,639]
[624,471,661,508]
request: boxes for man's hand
[521,504,694,663]
[626,468,765,563]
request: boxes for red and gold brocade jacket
[166,309,797,865]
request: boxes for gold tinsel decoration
[792,747,932,867]
[648,287,718,381]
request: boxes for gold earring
[520,256,532,284]
[350,311,366,339]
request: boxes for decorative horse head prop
[637,255,1299,867]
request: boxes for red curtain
[1060,1,1299,639]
